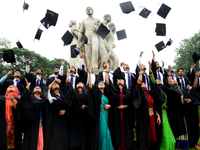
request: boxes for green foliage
[0,38,11,49]
[0,47,68,79]
[174,31,200,76]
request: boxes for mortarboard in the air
[155,41,166,52]
[61,30,73,46]
[157,3,171,19]
[0,50,16,63]
[97,23,110,40]
[34,28,43,40]
[166,38,173,46]
[155,23,166,36]
[119,1,135,14]
[16,41,23,49]
[139,8,151,18]
[192,52,200,63]
[82,35,88,45]
[23,1,29,12]
[70,45,79,58]
[116,29,127,40]
[41,9,59,29]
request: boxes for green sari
[160,92,176,150]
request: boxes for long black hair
[75,83,87,104]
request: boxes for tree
[0,38,11,49]
[173,30,200,76]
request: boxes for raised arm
[152,50,155,62]
[88,66,92,89]
[137,64,143,85]
[149,61,154,78]
[193,71,200,90]
[167,65,173,85]
[0,71,12,85]
[105,61,110,86]
[59,59,65,76]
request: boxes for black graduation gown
[78,65,97,86]
[163,84,189,138]
[182,88,200,147]
[108,82,134,149]
[46,77,57,86]
[0,96,23,150]
[187,68,200,92]
[64,83,89,150]
[41,89,69,150]
[176,76,190,90]
[86,82,114,150]
[20,88,50,150]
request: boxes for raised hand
[61,59,65,66]
[79,51,84,58]
[152,50,155,57]
[44,74,48,80]
[140,51,144,57]
[191,62,196,69]
[7,70,12,76]
[26,59,29,66]
[25,78,31,89]
[120,61,125,67]
[161,60,165,67]
[30,71,36,76]
[54,78,61,83]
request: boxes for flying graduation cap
[41,9,59,29]
[155,41,166,52]
[34,28,43,40]
[139,8,151,18]
[192,52,200,63]
[119,1,135,14]
[116,29,127,40]
[70,45,79,58]
[157,3,171,19]
[0,50,16,63]
[23,1,29,12]
[16,41,23,49]
[97,23,110,40]
[155,23,166,36]
[61,30,73,46]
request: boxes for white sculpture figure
[77,7,100,71]
[102,14,112,26]
[106,22,119,71]
[69,20,80,70]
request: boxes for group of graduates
[0,50,200,150]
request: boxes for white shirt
[70,74,76,89]
[157,69,164,85]
[102,70,113,84]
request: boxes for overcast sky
[0,0,200,72]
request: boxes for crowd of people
[0,50,200,150]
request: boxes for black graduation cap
[155,23,166,36]
[192,52,200,63]
[116,29,127,40]
[16,41,23,49]
[82,35,88,45]
[157,3,171,19]
[113,67,126,86]
[0,50,16,63]
[97,23,110,40]
[70,45,79,58]
[166,38,173,46]
[41,9,59,29]
[155,41,166,52]
[61,30,73,46]
[34,28,43,40]
[23,1,29,12]
[139,8,151,18]
[119,1,135,14]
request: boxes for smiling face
[98,81,105,89]
[36,69,42,75]
[117,79,125,86]
[51,82,60,91]
[177,69,184,77]
[156,62,160,69]
[33,86,42,94]
[54,67,59,74]
[7,85,16,92]
[69,66,76,74]
[76,82,83,89]
[13,70,21,78]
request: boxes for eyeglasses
[98,81,105,85]
[117,79,124,82]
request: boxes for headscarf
[5,85,19,123]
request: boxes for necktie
[144,73,150,90]
[36,79,39,86]
[70,75,74,86]
[157,70,161,80]
[171,74,174,80]
[180,77,185,89]
[127,73,131,90]
[16,80,19,87]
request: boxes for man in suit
[78,52,97,86]
[176,68,190,90]
[25,59,47,93]
[97,61,114,84]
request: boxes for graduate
[150,64,176,150]
[136,63,161,150]
[108,64,134,150]
[43,78,69,150]
[20,78,49,150]
[64,64,89,150]
[87,61,114,150]
[0,84,23,150]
